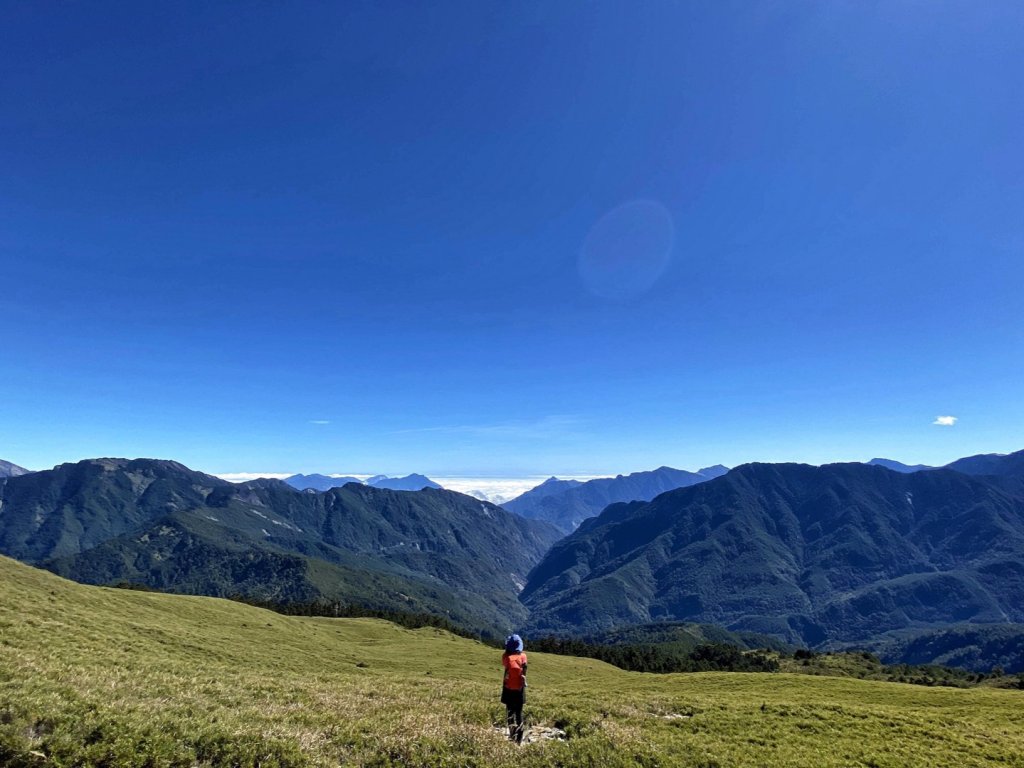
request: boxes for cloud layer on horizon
[210,472,604,503]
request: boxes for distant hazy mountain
[866,450,1024,479]
[366,474,442,491]
[504,465,729,533]
[522,461,1024,645]
[867,458,934,473]
[284,473,362,492]
[0,460,31,478]
[283,473,442,492]
[697,464,730,478]
[945,449,1024,478]
[0,458,560,635]
[527,477,585,498]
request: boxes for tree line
[529,635,780,673]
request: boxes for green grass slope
[41,509,522,636]
[2,557,1022,768]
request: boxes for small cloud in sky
[309,419,331,425]
[933,415,958,427]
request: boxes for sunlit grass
[2,556,1022,767]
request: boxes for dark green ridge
[523,460,1024,652]
[0,457,560,636]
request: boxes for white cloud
[432,475,605,504]
[215,472,293,483]
[933,415,958,427]
[308,420,331,425]
[212,471,616,501]
[211,472,606,500]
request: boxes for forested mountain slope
[0,458,560,634]
[523,462,1024,645]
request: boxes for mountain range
[503,464,729,533]
[946,451,1024,479]
[283,472,442,492]
[867,452,1024,478]
[522,454,1024,650]
[283,473,362,491]
[3,450,1024,669]
[0,458,559,635]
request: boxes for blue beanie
[505,634,524,653]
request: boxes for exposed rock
[491,723,568,743]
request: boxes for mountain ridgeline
[868,451,1024,480]
[0,459,31,478]
[867,458,935,473]
[522,458,1024,650]
[0,458,560,636]
[283,472,442,492]
[945,450,1024,480]
[4,451,1024,670]
[283,473,363,491]
[503,465,729,533]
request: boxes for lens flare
[578,200,674,300]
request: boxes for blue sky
[2,2,1022,478]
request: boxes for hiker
[501,633,528,743]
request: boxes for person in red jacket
[501,633,527,743]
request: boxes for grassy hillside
[2,557,1023,767]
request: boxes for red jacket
[502,651,528,690]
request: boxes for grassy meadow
[1,556,1022,768]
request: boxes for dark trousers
[501,687,525,742]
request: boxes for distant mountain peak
[867,458,934,473]
[697,464,730,478]
[504,464,726,533]
[366,473,441,491]
[283,472,441,493]
[532,476,576,490]
[0,460,31,478]
[284,473,362,492]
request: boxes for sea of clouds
[213,473,604,504]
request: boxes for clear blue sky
[2,2,1022,477]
